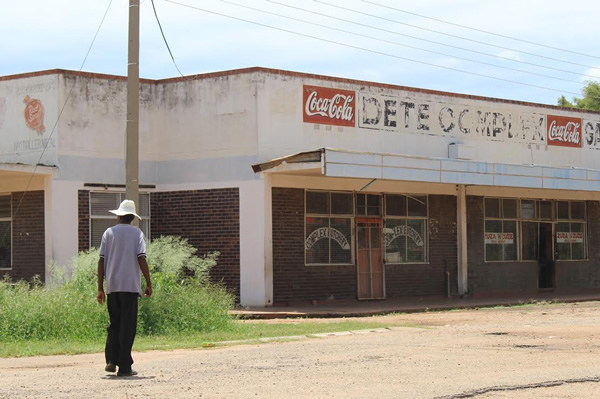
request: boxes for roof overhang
[252,148,600,192]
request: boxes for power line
[220,0,582,85]
[151,0,184,76]
[267,0,600,81]
[359,0,600,61]
[313,0,600,71]
[9,0,115,234]
[164,0,586,97]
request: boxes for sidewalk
[231,291,600,319]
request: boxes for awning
[252,148,600,192]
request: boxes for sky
[1,0,600,106]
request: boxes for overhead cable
[313,0,600,71]
[267,0,600,80]
[359,0,600,61]
[164,0,586,97]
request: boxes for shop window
[555,201,586,260]
[89,192,150,249]
[0,195,11,269]
[305,191,353,265]
[356,194,381,217]
[484,198,518,261]
[384,195,427,263]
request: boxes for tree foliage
[558,81,600,111]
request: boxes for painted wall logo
[384,225,424,247]
[547,115,582,148]
[303,85,355,127]
[23,95,45,134]
[305,227,351,250]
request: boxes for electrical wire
[267,0,600,81]
[359,0,600,61]
[164,0,586,97]
[313,0,600,71]
[8,0,114,236]
[151,0,184,76]
[220,0,582,85]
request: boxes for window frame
[304,190,354,266]
[484,198,588,263]
[383,194,429,265]
[484,198,520,262]
[89,191,151,249]
[0,194,12,270]
[555,200,587,261]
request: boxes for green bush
[0,236,235,343]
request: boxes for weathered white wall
[0,75,59,166]
[255,73,600,172]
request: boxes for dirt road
[2,301,600,398]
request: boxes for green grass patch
[0,319,393,358]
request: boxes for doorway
[538,222,554,289]
[356,218,385,299]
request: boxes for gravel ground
[2,301,600,398]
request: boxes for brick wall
[272,190,458,303]
[151,188,241,298]
[554,201,600,292]
[272,188,356,304]
[7,191,45,282]
[78,190,90,252]
[467,196,538,296]
[385,195,458,297]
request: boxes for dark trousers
[105,292,139,372]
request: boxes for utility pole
[125,0,140,224]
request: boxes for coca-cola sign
[547,115,583,148]
[303,85,355,127]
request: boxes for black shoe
[117,369,138,377]
[105,363,116,373]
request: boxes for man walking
[97,199,152,377]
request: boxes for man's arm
[97,257,105,304]
[138,256,152,297]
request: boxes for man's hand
[144,286,153,298]
[97,290,105,305]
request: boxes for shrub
[0,236,235,343]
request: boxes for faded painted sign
[305,227,351,250]
[303,85,355,127]
[23,95,45,134]
[384,225,424,247]
[547,115,582,148]
[556,231,584,243]
[484,232,514,245]
[358,92,547,144]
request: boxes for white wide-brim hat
[109,199,141,220]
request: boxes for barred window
[0,195,11,269]
[384,195,427,264]
[89,192,150,248]
[305,191,353,265]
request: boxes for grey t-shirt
[99,223,147,294]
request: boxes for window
[0,195,11,269]
[305,191,353,265]
[89,192,150,248]
[555,201,586,260]
[484,198,518,261]
[384,194,427,263]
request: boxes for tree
[558,81,600,111]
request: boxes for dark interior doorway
[538,223,554,289]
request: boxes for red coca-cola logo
[547,115,582,148]
[303,85,355,127]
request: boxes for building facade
[1,67,600,306]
